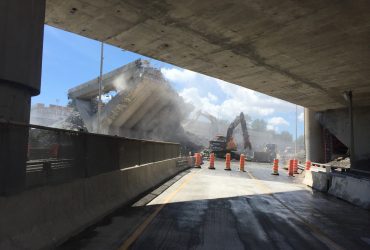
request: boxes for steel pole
[348,91,355,167]
[97,42,104,133]
[295,105,297,157]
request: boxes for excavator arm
[185,110,219,136]
[226,112,252,151]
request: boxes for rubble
[328,156,351,168]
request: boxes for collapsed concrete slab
[317,107,370,172]
[68,59,198,149]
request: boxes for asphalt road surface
[59,160,370,250]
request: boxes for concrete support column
[305,108,325,163]
[0,0,45,194]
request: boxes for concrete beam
[68,59,148,100]
[0,0,45,95]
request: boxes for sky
[33,25,304,137]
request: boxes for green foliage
[278,131,293,143]
[295,135,304,146]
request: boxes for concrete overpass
[67,59,191,143]
[1,1,370,248]
[44,0,370,172]
[2,0,370,175]
[45,0,370,111]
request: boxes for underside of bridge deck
[45,0,370,111]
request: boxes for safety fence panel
[118,139,141,169]
[85,135,120,177]
[0,122,180,191]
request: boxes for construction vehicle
[209,112,252,159]
[253,143,277,163]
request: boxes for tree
[295,135,305,148]
[251,119,267,132]
[278,131,293,143]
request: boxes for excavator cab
[226,136,237,151]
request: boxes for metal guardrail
[310,161,350,173]
[310,161,370,178]
[311,162,332,168]
[294,161,350,174]
[0,121,180,189]
[297,163,305,170]
[27,159,74,173]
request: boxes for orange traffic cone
[209,153,215,170]
[239,154,245,172]
[271,158,279,175]
[194,153,201,168]
[288,159,294,177]
[225,153,231,171]
[305,160,311,171]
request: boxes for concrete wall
[303,169,370,210]
[317,106,370,171]
[303,170,329,192]
[0,157,192,249]
[329,174,370,209]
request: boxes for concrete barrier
[0,157,192,249]
[328,173,370,209]
[303,169,370,209]
[303,170,330,192]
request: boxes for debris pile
[328,156,350,168]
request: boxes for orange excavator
[209,112,252,159]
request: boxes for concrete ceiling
[45,0,370,111]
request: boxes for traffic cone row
[193,153,317,177]
[193,152,247,172]
[287,159,312,177]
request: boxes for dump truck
[253,144,277,163]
